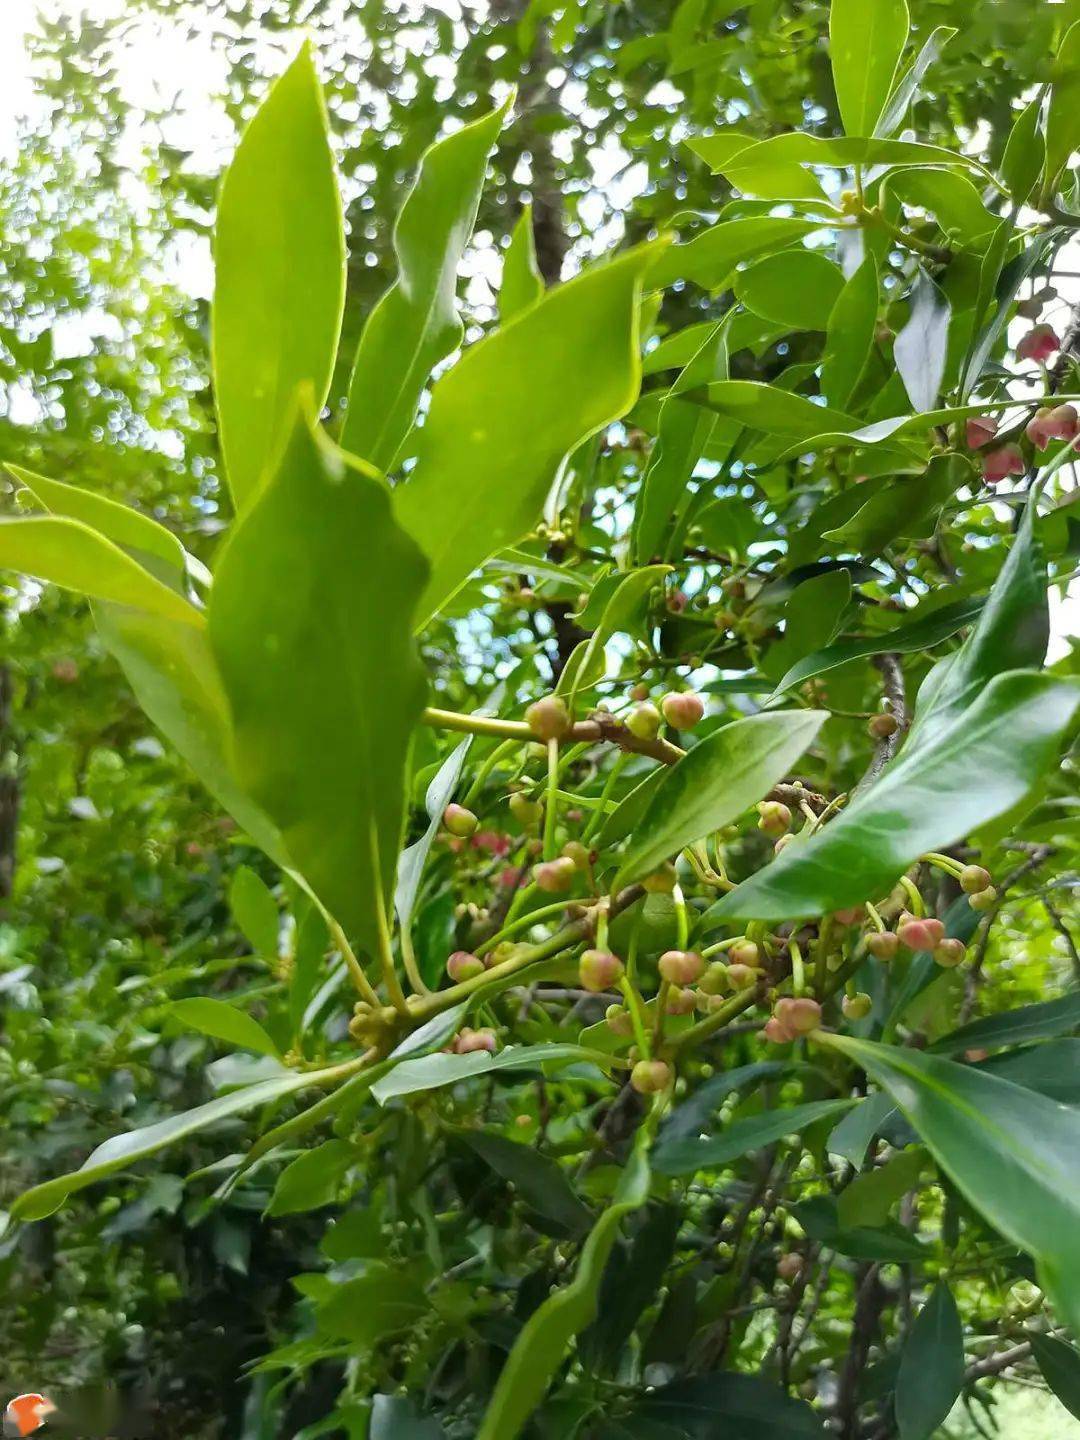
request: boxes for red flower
[1026,403,1078,451]
[965,415,998,449]
[1016,324,1060,363]
[981,444,1025,483]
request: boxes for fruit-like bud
[757,800,792,836]
[833,905,865,926]
[727,963,759,989]
[1017,323,1060,363]
[700,961,730,996]
[631,1058,672,1094]
[775,996,822,1035]
[533,856,577,893]
[968,885,998,912]
[509,791,543,829]
[562,840,591,870]
[665,986,697,1015]
[661,691,705,730]
[842,992,873,1020]
[642,862,678,893]
[667,590,689,614]
[933,938,967,968]
[866,931,900,960]
[579,948,624,993]
[626,702,661,741]
[763,1015,796,1044]
[897,916,945,951]
[443,802,479,838]
[867,712,899,739]
[455,1027,498,1054]
[777,1253,803,1281]
[629,682,651,702]
[728,940,760,969]
[605,1003,634,1036]
[526,695,571,741]
[965,415,998,449]
[447,950,485,982]
[982,444,1025,484]
[959,864,991,895]
[838,188,860,216]
[658,949,705,985]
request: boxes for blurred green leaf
[500,203,545,321]
[896,1284,965,1440]
[169,997,281,1060]
[230,866,279,957]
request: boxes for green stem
[461,737,517,808]
[620,974,651,1059]
[543,738,559,861]
[477,900,574,956]
[670,985,761,1055]
[790,939,805,998]
[898,874,924,916]
[582,752,627,843]
[328,917,381,1009]
[399,921,431,997]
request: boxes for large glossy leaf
[614,710,825,886]
[616,1373,825,1438]
[500,203,544,321]
[266,1138,355,1216]
[212,43,345,511]
[371,1043,611,1103]
[169,998,281,1060]
[830,0,910,137]
[341,99,508,470]
[822,254,878,409]
[395,739,472,928]
[896,1284,964,1440]
[209,406,429,954]
[719,134,992,185]
[686,131,830,202]
[978,1042,1080,1105]
[1032,1334,1080,1422]
[0,515,200,625]
[649,217,821,291]
[653,1098,855,1176]
[476,1132,651,1440]
[893,268,950,414]
[581,1203,682,1373]
[658,1062,790,1148]
[770,596,982,699]
[820,1033,1080,1333]
[692,381,860,437]
[930,991,1080,1055]
[1002,95,1046,205]
[1044,21,1080,197]
[888,169,999,247]
[398,243,658,627]
[734,251,845,331]
[568,565,670,705]
[823,454,970,556]
[708,671,1079,921]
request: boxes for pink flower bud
[579,948,624,993]
[775,996,822,1035]
[658,949,705,985]
[1017,324,1060,363]
[727,963,759,989]
[533,856,577,893]
[661,691,705,730]
[965,415,998,449]
[665,985,697,1015]
[667,589,689,614]
[757,800,792,836]
[933,938,967,968]
[454,1027,498,1054]
[728,941,761,969]
[981,444,1025,484]
[865,931,900,960]
[605,1003,633,1035]
[763,1015,796,1044]
[626,702,661,741]
[959,864,991,895]
[447,950,485,982]
[832,905,866,927]
[867,712,899,739]
[631,1058,672,1094]
[777,1253,803,1281]
[1027,402,1079,451]
[897,917,946,952]
[525,695,571,741]
[443,802,479,838]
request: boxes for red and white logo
[3,1395,55,1437]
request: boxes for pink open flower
[1026,403,1079,451]
[981,444,1025,484]
[965,415,998,449]
[1017,324,1060,363]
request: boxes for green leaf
[962,229,1052,399]
[1032,1334,1080,1422]
[770,596,983,700]
[341,99,509,470]
[896,1284,965,1440]
[395,739,471,929]
[9,463,189,582]
[893,267,951,414]
[266,1138,355,1216]
[456,1128,594,1235]
[1044,21,1080,198]
[398,243,659,627]
[595,766,668,851]
[619,1373,825,1437]
[827,1091,896,1167]
[875,26,957,137]
[555,638,609,698]
[169,997,281,1060]
[888,169,999,247]
[581,1203,682,1373]
[691,381,860,438]
[370,1396,445,1440]
[980,1041,1080,1104]
[230,866,280,956]
[822,254,878,409]
[615,710,826,886]
[476,1132,651,1440]
[569,565,670,706]
[371,1043,611,1102]
[212,43,345,511]
[686,131,830,202]
[793,1194,926,1262]
[316,1264,427,1343]
[708,671,1080,920]
[652,1098,856,1176]
[500,203,545,321]
[719,135,993,188]
[11,1058,360,1221]
[837,1147,923,1229]
[823,454,970,556]
[208,406,429,955]
[658,1061,790,1150]
[734,250,845,331]
[830,0,910,137]
[649,217,821,291]
[930,991,1080,1055]
[764,570,851,683]
[819,1033,1080,1334]
[0,516,201,625]
[1002,95,1046,204]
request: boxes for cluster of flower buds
[764,996,822,1044]
[1027,402,1078,451]
[893,913,967,968]
[960,863,997,911]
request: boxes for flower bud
[629,682,650,702]
[562,840,591,870]
[728,941,760,969]
[630,1058,672,1094]
[526,695,571,741]
[665,985,697,1015]
[757,800,792,836]
[763,1015,796,1044]
[982,444,1025,484]
[443,802,479,838]
[667,590,689,614]
[775,996,822,1035]
[867,712,899,739]
[1017,323,1060,363]
[727,963,759,989]
[642,863,678,893]
[965,415,998,449]
[865,931,900,960]
[455,1026,498,1054]
[933,938,966,968]
[700,961,730,996]
[968,885,998,912]
[661,690,705,730]
[605,1003,633,1035]
[897,917,945,952]
[533,856,577,893]
[447,950,485,982]
[626,702,661,741]
[658,949,705,985]
[777,1253,803,1281]
[833,905,865,926]
[959,864,991,895]
[509,791,543,829]
[579,948,624,993]
[842,992,873,1020]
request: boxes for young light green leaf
[615,710,826,886]
[831,0,910,137]
[653,1099,856,1176]
[887,168,999,247]
[398,243,659,627]
[0,516,201,626]
[169,997,281,1061]
[230,866,280,957]
[1032,1334,1080,1422]
[827,1092,897,1168]
[649,216,822,291]
[209,404,429,957]
[476,1132,651,1440]
[837,1148,923,1229]
[500,203,544,321]
[893,268,951,414]
[820,1032,1080,1334]
[874,25,956,137]
[1002,95,1046,204]
[372,1043,611,1103]
[719,134,993,187]
[896,1284,965,1440]
[686,130,830,202]
[691,380,860,437]
[709,672,1080,920]
[822,254,878,409]
[734,250,845,332]
[213,43,345,511]
[341,98,510,470]
[266,1138,355,1216]
[568,565,670,706]
[1044,21,1080,199]
[555,638,609,698]
[395,739,472,929]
